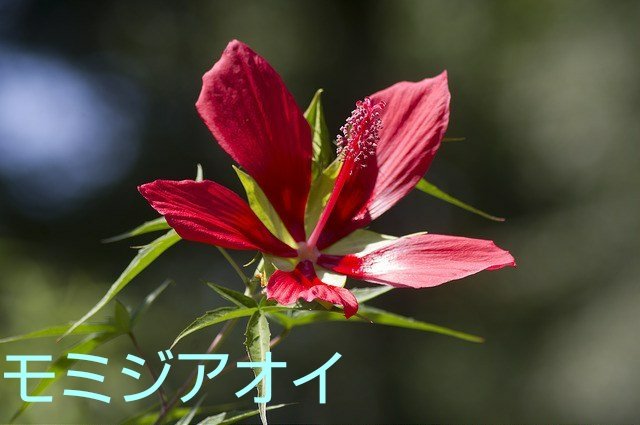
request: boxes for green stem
[128,331,168,409]
[217,247,250,288]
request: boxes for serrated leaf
[304,159,341,235]
[207,283,257,308]
[233,166,296,248]
[270,306,483,343]
[10,332,117,421]
[172,307,258,348]
[304,89,334,178]
[0,323,116,344]
[114,299,131,333]
[130,279,173,327]
[62,230,181,341]
[415,178,505,222]
[350,286,393,303]
[198,404,288,425]
[243,310,271,425]
[322,228,397,256]
[102,217,170,243]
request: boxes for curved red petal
[196,40,312,242]
[318,233,515,288]
[139,179,297,257]
[266,261,358,318]
[317,72,451,249]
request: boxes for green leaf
[270,306,483,343]
[102,217,170,243]
[197,404,288,425]
[443,137,466,142]
[176,396,206,425]
[130,279,173,327]
[114,299,131,333]
[61,229,181,340]
[10,332,118,422]
[0,323,116,344]
[322,229,397,256]
[233,166,295,247]
[304,159,341,235]
[243,310,271,425]
[415,178,505,222]
[207,283,257,308]
[172,307,258,348]
[304,89,334,178]
[350,286,393,303]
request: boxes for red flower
[139,40,515,318]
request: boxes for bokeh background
[1,0,639,423]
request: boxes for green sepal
[233,165,296,247]
[304,89,334,179]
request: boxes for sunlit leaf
[207,283,257,308]
[233,166,295,247]
[415,178,505,222]
[243,310,271,425]
[304,89,334,178]
[197,404,288,425]
[0,323,115,344]
[130,279,173,327]
[62,230,181,340]
[102,217,170,243]
[176,396,206,425]
[172,307,258,348]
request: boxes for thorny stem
[128,331,168,409]
[153,319,238,425]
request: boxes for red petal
[139,179,297,257]
[196,40,311,242]
[267,261,358,318]
[317,73,450,249]
[318,233,515,288]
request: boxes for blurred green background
[1,0,639,423]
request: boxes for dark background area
[0,0,639,423]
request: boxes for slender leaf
[102,217,170,243]
[198,404,288,425]
[304,89,334,178]
[207,283,257,308]
[172,307,258,348]
[10,332,117,422]
[415,178,505,222]
[61,230,181,340]
[0,323,115,344]
[114,300,131,333]
[130,279,173,327]
[176,396,206,425]
[243,310,271,425]
[270,306,483,343]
